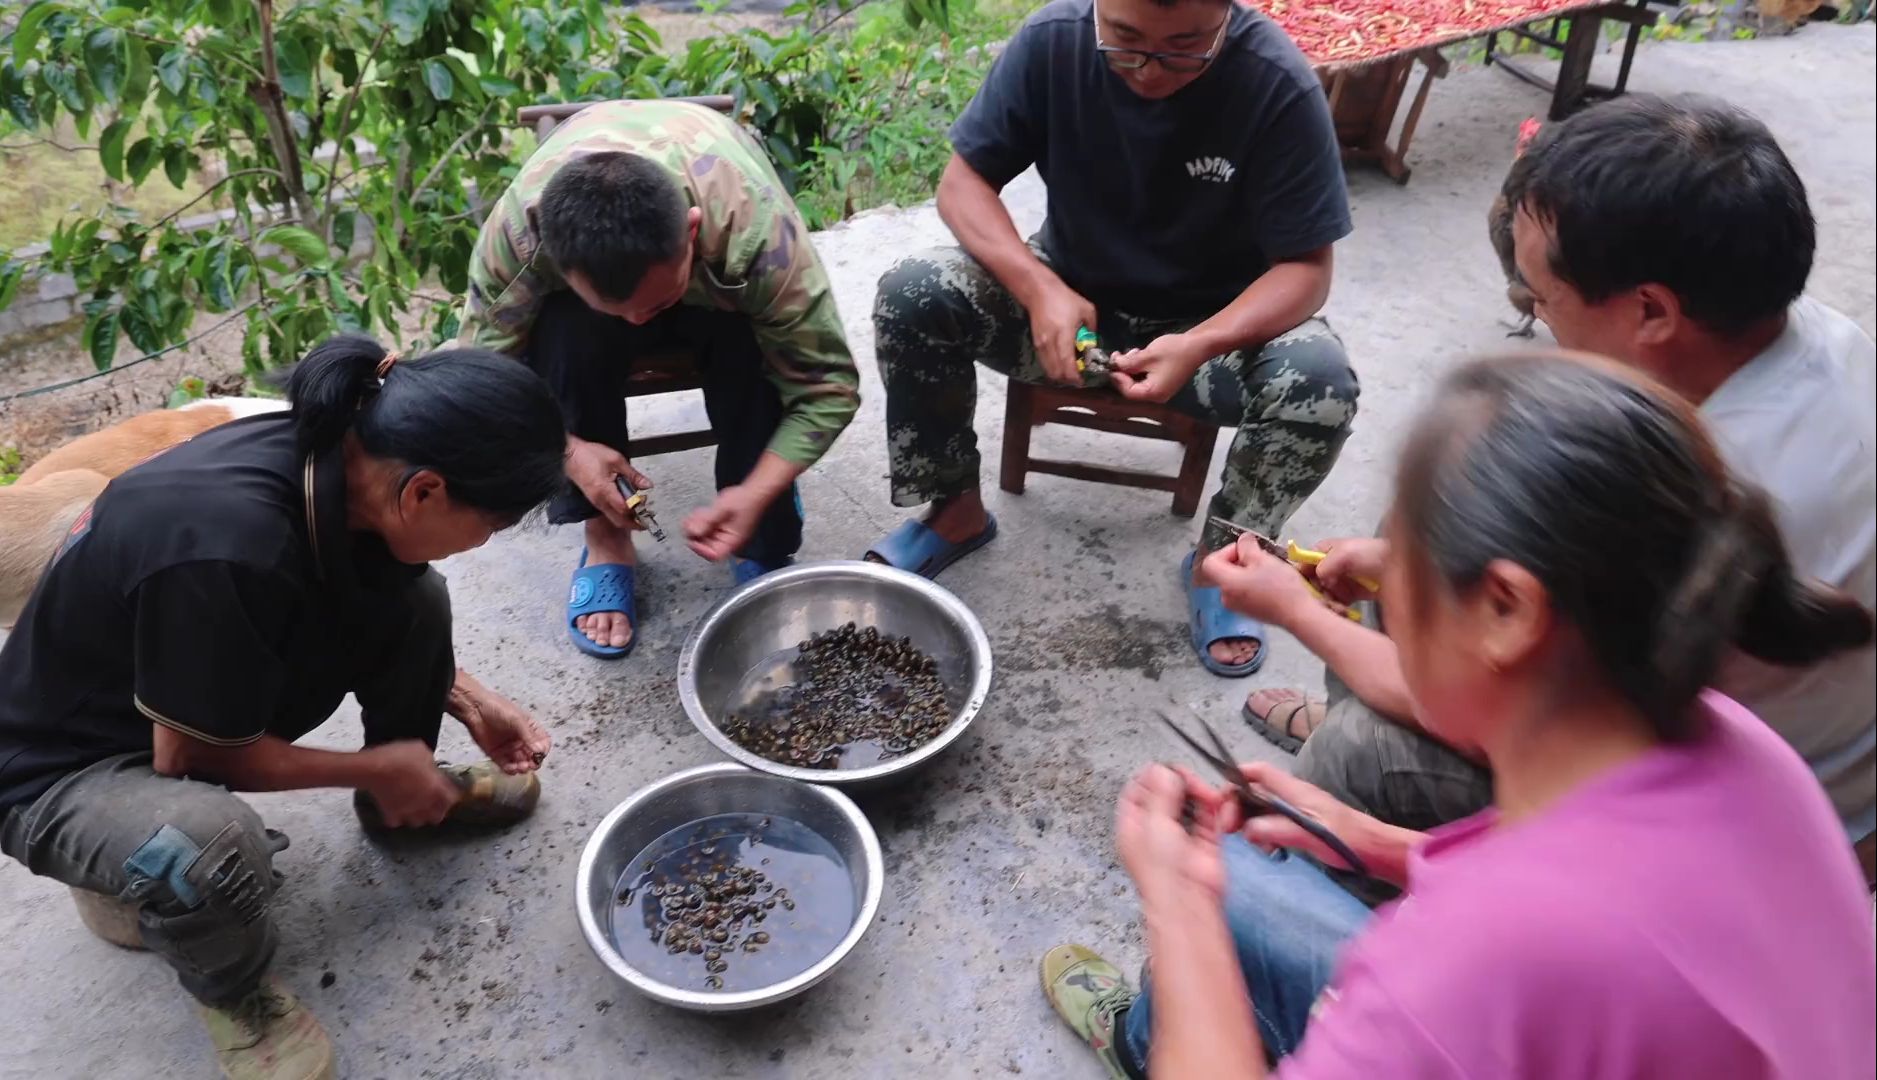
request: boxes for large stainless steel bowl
[576,763,884,1012]
[677,560,993,785]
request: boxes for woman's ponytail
[1647,485,1873,736]
[281,333,389,454]
[1726,488,1876,664]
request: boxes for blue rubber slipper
[567,547,637,660]
[864,513,999,579]
[1183,549,1268,677]
[731,556,794,586]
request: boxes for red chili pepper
[1241,0,1588,65]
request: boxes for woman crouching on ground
[0,334,568,1080]
[1042,351,1877,1077]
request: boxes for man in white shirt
[1231,93,1876,887]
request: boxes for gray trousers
[873,245,1361,550]
[0,569,455,1005]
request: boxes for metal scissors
[1157,710,1371,878]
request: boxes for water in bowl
[611,813,854,993]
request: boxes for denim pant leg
[1121,837,1372,1072]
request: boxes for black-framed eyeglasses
[1093,0,1229,73]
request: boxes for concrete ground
[2,26,1872,1080]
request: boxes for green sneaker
[353,761,541,834]
[1040,944,1137,1080]
[195,977,335,1080]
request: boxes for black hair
[1394,352,1873,740]
[1505,93,1815,336]
[279,334,567,523]
[538,152,688,302]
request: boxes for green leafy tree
[2,0,653,372]
[0,0,987,376]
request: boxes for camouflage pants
[873,245,1360,547]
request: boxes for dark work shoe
[353,761,541,834]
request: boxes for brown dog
[1,398,287,626]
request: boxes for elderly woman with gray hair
[1040,351,1876,1079]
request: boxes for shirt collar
[302,445,355,591]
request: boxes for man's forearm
[741,451,808,506]
[158,731,385,794]
[1183,250,1334,359]
[1143,886,1267,1078]
[936,156,1062,309]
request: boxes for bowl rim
[574,761,886,1011]
[676,559,994,785]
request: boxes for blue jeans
[1121,838,1373,1073]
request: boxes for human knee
[872,249,979,354]
[1263,323,1359,428]
[123,798,277,917]
[131,804,281,1003]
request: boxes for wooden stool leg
[1171,421,1219,519]
[1000,382,1036,496]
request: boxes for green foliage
[0,0,1006,375]
[0,446,21,486]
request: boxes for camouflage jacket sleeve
[456,188,559,358]
[733,213,860,469]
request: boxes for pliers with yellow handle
[1074,326,1114,375]
[1285,540,1382,595]
[1207,518,1371,622]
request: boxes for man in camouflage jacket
[458,99,859,657]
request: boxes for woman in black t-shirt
[0,334,566,1080]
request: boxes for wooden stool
[999,382,1221,518]
[515,94,739,460]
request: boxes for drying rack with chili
[1243,0,1663,182]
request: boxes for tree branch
[0,136,99,153]
[248,0,320,234]
[319,23,390,241]
[812,0,879,38]
[410,103,499,205]
[148,167,288,230]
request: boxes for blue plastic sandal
[1183,549,1268,677]
[567,547,637,660]
[864,514,999,579]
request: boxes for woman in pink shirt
[1043,351,1877,1078]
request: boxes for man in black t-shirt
[866,0,1358,678]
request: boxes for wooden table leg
[999,381,1036,496]
[1551,12,1607,120]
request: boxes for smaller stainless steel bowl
[677,560,993,786]
[576,763,884,1012]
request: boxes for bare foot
[924,490,990,544]
[1193,544,1261,667]
[1244,687,1328,750]
[578,516,637,651]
